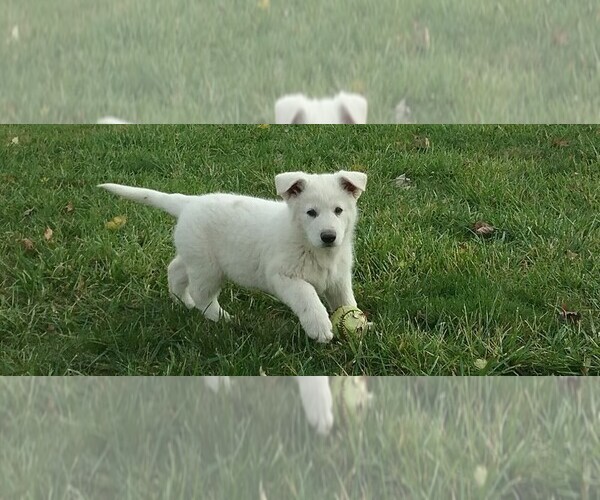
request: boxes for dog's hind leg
[168,255,196,308]
[186,265,231,322]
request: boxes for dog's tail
[98,183,191,217]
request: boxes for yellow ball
[331,306,369,337]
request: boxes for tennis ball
[331,306,369,336]
[330,376,373,425]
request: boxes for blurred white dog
[274,91,368,124]
[97,91,368,125]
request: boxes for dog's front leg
[270,275,333,343]
[296,376,334,435]
[324,274,357,311]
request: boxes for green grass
[1,0,599,123]
[1,124,599,375]
[1,377,598,499]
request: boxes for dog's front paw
[170,291,196,309]
[302,315,334,343]
[306,403,334,435]
[298,379,334,435]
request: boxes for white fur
[275,92,368,124]
[205,376,334,435]
[99,171,367,343]
[96,116,132,125]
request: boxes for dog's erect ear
[291,109,307,124]
[275,94,308,124]
[336,92,368,125]
[338,170,367,199]
[339,105,357,124]
[275,172,307,199]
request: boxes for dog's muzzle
[320,230,337,246]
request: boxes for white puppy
[275,92,368,124]
[204,376,335,435]
[99,171,367,343]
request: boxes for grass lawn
[1,0,599,123]
[1,376,598,499]
[1,124,599,375]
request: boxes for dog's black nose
[320,231,337,245]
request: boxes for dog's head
[275,92,368,124]
[275,170,367,249]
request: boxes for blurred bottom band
[0,376,595,499]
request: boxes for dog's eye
[334,207,343,215]
[307,209,318,218]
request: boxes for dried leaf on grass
[472,221,495,237]
[394,174,412,188]
[474,359,488,370]
[21,238,35,251]
[105,215,127,230]
[413,135,430,151]
[558,304,581,323]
